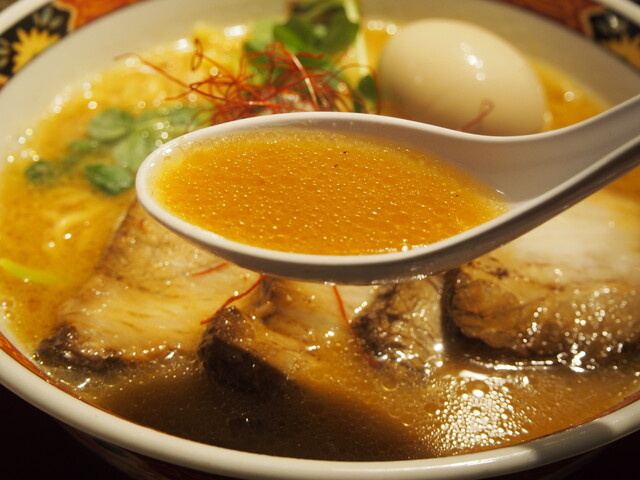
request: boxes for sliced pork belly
[198,277,446,393]
[351,276,445,379]
[37,202,260,369]
[197,277,446,450]
[446,190,640,366]
[198,277,379,396]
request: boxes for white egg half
[378,19,547,135]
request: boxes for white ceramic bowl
[1,1,639,479]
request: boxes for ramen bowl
[1,0,639,479]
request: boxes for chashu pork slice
[198,276,446,456]
[198,276,445,392]
[445,189,640,366]
[350,276,446,379]
[37,202,261,370]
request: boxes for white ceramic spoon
[136,94,640,284]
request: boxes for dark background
[2,384,639,479]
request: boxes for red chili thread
[201,274,266,324]
[459,99,495,132]
[131,39,378,125]
[332,286,381,368]
[332,285,350,327]
[191,262,229,277]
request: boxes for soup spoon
[136,93,640,284]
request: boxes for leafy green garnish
[25,104,207,195]
[244,18,279,53]
[87,108,135,142]
[84,164,135,196]
[246,0,359,56]
[273,18,313,53]
[113,133,157,172]
[24,160,65,186]
[283,0,359,54]
[68,138,100,153]
[24,154,78,186]
[357,74,378,103]
[241,0,371,112]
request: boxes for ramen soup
[1,13,639,462]
[152,129,506,255]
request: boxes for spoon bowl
[136,94,640,284]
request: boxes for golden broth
[154,129,506,255]
[0,23,638,461]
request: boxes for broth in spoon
[151,127,506,256]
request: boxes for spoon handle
[415,134,640,279]
[566,94,640,157]
[530,134,640,222]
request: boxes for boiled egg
[378,19,547,135]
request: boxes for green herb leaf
[87,108,135,142]
[84,164,134,195]
[297,52,334,71]
[274,17,317,53]
[24,160,65,186]
[68,138,100,153]
[113,133,157,172]
[25,104,208,195]
[285,0,359,54]
[63,153,81,167]
[315,9,358,54]
[245,0,360,58]
[165,106,208,133]
[357,74,378,102]
[137,106,206,139]
[244,18,278,53]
